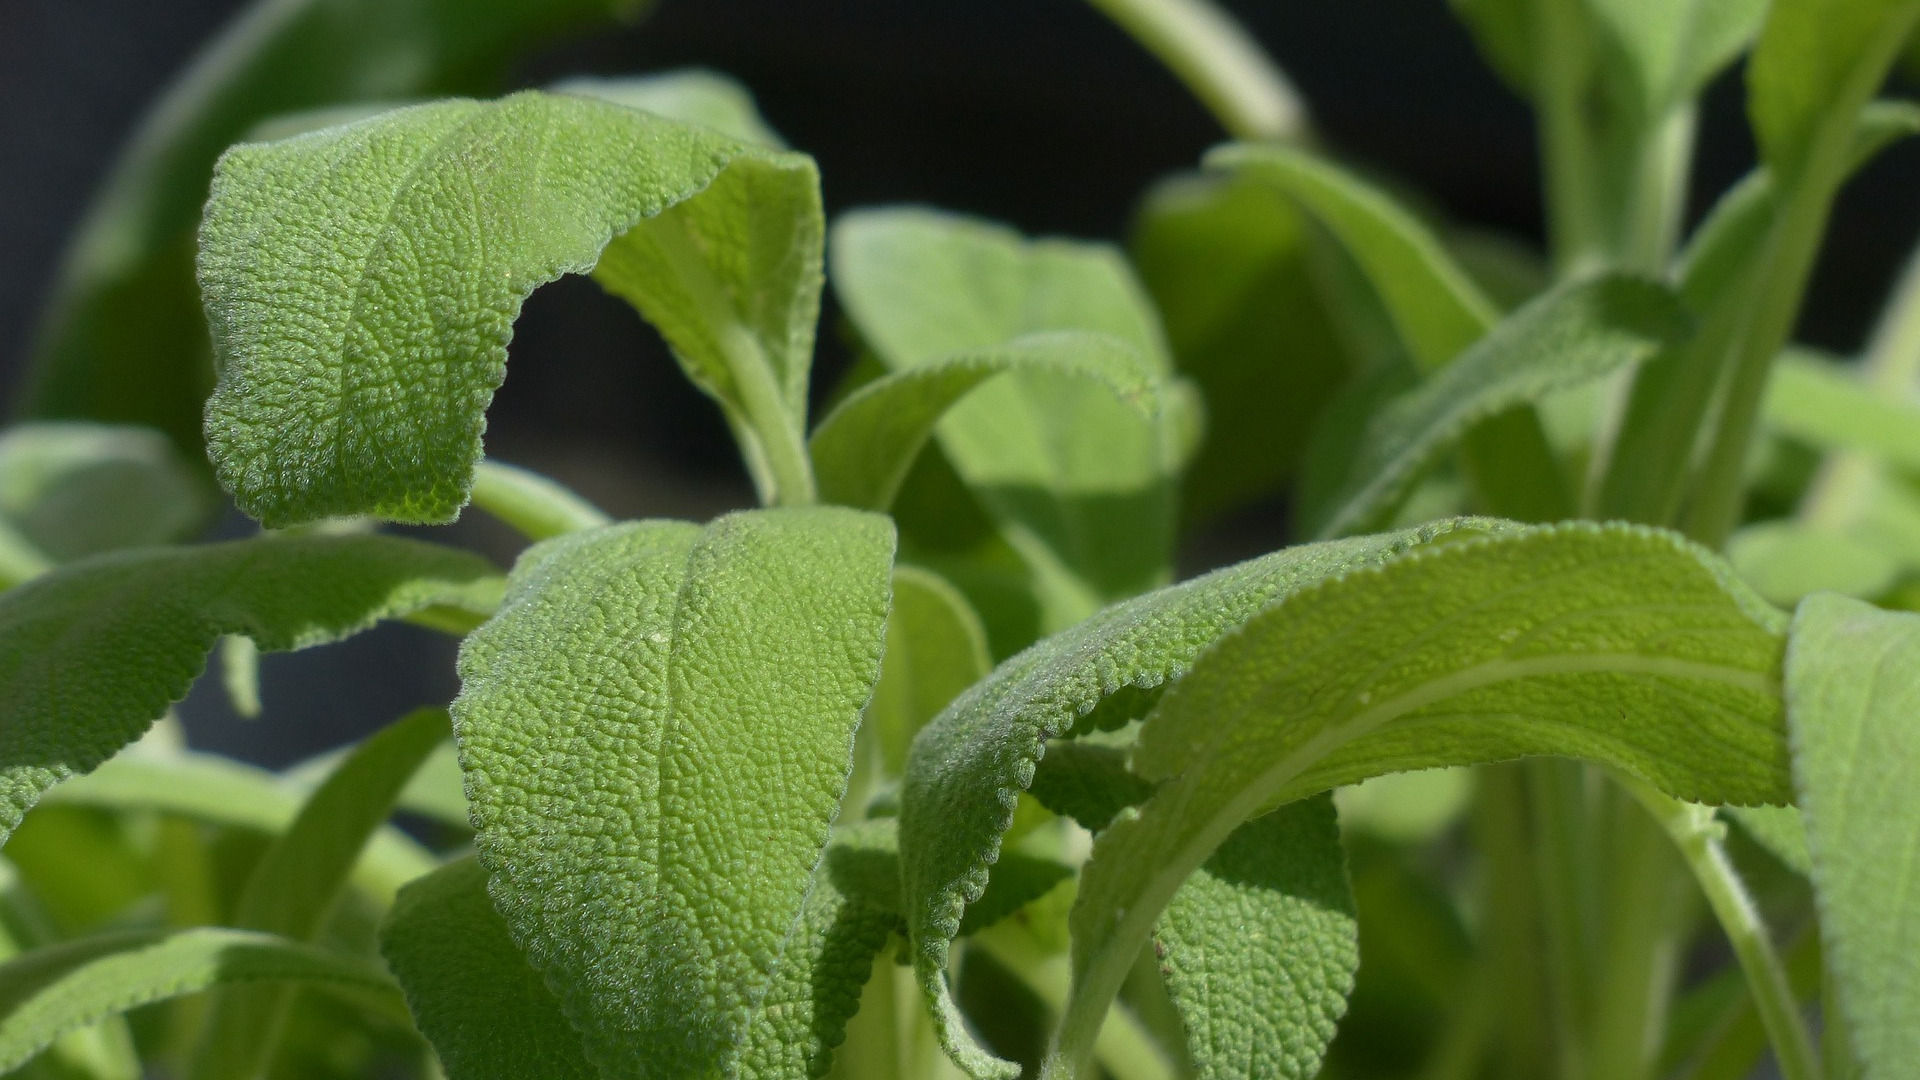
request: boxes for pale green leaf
[555,69,785,147]
[1056,524,1792,1077]
[1727,521,1902,607]
[0,423,206,563]
[453,507,894,1078]
[866,565,993,777]
[1748,0,1920,184]
[1725,804,1811,874]
[1154,796,1357,1080]
[381,857,599,1080]
[1765,350,1920,471]
[1306,274,1686,538]
[200,89,823,524]
[830,208,1184,623]
[193,706,452,1080]
[899,518,1507,1078]
[0,534,502,844]
[0,928,404,1074]
[1785,593,1920,1075]
[811,332,1163,514]
[21,0,642,455]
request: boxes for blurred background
[4,0,1919,765]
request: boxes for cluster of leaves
[2,1,1920,1079]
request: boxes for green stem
[974,931,1175,1080]
[1083,0,1307,141]
[1617,105,1698,276]
[1526,760,1593,1079]
[469,461,612,541]
[1534,0,1605,278]
[1584,788,1688,1080]
[1624,781,1823,1080]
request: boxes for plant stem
[1623,780,1824,1080]
[1534,0,1605,279]
[974,931,1175,1080]
[469,461,613,541]
[1583,790,1688,1080]
[1083,0,1307,141]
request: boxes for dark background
[5,0,1919,764]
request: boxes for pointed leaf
[810,332,1162,513]
[899,518,1508,1078]
[1056,524,1791,1076]
[1307,274,1686,538]
[1785,593,1920,1075]
[200,89,823,525]
[0,928,404,1075]
[1154,796,1357,1080]
[453,507,894,1079]
[0,534,501,844]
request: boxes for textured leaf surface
[831,208,1184,619]
[1307,274,1686,538]
[453,508,893,1078]
[1154,796,1356,1080]
[0,928,402,1074]
[1054,524,1792,1076]
[811,332,1162,513]
[899,518,1504,1077]
[0,534,501,844]
[1749,0,1920,183]
[200,89,822,525]
[0,423,205,563]
[193,706,452,1079]
[21,0,639,454]
[1785,594,1920,1075]
[382,858,599,1080]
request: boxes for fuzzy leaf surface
[1057,525,1792,1076]
[0,534,501,844]
[1785,594,1920,1075]
[200,90,822,524]
[899,518,1505,1078]
[452,508,893,1078]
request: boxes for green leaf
[1053,524,1792,1077]
[381,858,599,1080]
[0,533,501,844]
[866,565,993,777]
[811,332,1163,514]
[830,208,1185,622]
[1748,0,1920,184]
[200,89,823,525]
[1305,274,1687,538]
[1765,349,1920,471]
[1725,804,1811,875]
[899,518,1506,1078]
[0,928,404,1074]
[19,0,642,456]
[192,706,452,1080]
[1449,0,1539,94]
[1028,742,1157,832]
[1727,521,1903,608]
[1785,593,1920,1075]
[554,69,786,147]
[1584,0,1767,113]
[1153,796,1357,1080]
[0,423,207,564]
[453,507,894,1078]
[1128,173,1355,525]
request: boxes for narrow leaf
[811,332,1162,513]
[866,565,993,777]
[1154,796,1357,1080]
[1765,350,1920,471]
[1785,593,1920,1075]
[0,928,403,1074]
[200,89,823,524]
[0,534,502,843]
[453,508,894,1078]
[1748,0,1920,184]
[1056,524,1791,1077]
[900,518,1508,1078]
[1307,274,1686,538]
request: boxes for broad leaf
[1055,524,1791,1077]
[0,534,501,844]
[1306,274,1686,538]
[865,565,993,777]
[20,0,642,455]
[830,208,1186,623]
[900,518,1506,1077]
[1785,593,1920,1075]
[193,706,452,1080]
[381,858,599,1080]
[0,423,206,564]
[1727,522,1902,608]
[453,508,893,1079]
[1748,0,1920,184]
[1154,796,1357,1080]
[555,70,785,147]
[810,332,1162,514]
[0,928,403,1075]
[200,89,823,524]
